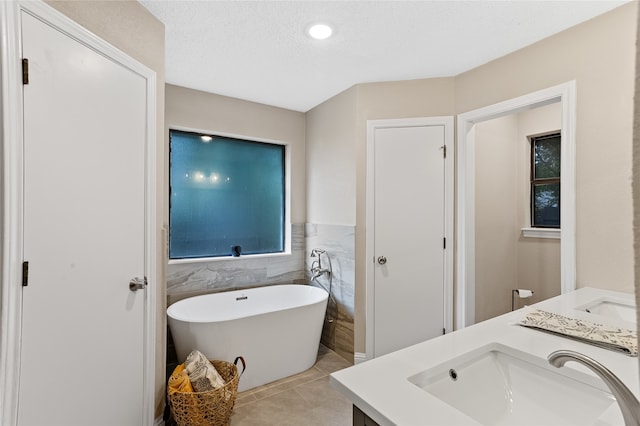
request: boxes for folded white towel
[185,350,226,392]
[518,309,638,357]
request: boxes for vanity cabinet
[353,405,380,426]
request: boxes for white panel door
[373,124,446,357]
[19,11,147,425]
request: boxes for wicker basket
[168,358,245,426]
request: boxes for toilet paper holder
[511,289,534,311]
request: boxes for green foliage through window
[531,133,560,228]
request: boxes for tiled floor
[230,345,354,425]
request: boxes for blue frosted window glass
[169,130,285,259]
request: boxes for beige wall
[474,103,562,323]
[45,0,168,417]
[305,77,457,353]
[303,77,458,353]
[30,0,639,414]
[306,87,357,225]
[516,104,562,305]
[353,78,456,352]
[456,2,637,294]
[475,114,519,322]
[342,3,636,353]
[166,84,306,224]
[148,0,638,359]
[633,3,640,336]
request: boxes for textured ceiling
[140,0,628,112]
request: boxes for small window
[530,133,560,228]
[169,130,286,259]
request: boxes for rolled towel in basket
[167,364,194,395]
[185,350,226,392]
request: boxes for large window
[169,130,286,259]
[530,132,561,228]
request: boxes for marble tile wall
[167,224,305,304]
[305,223,355,362]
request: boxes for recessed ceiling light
[200,135,212,142]
[308,23,333,40]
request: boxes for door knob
[129,276,147,292]
[377,256,387,265]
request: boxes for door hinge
[22,58,29,85]
[443,328,446,335]
[443,237,446,249]
[441,145,447,159]
[22,261,29,286]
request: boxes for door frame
[365,117,454,360]
[455,81,576,329]
[0,1,157,424]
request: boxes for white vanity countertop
[330,288,638,426]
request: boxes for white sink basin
[577,297,636,323]
[408,343,617,425]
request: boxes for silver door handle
[129,276,147,292]
[377,256,387,265]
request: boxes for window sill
[168,251,291,265]
[521,227,561,239]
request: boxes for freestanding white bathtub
[167,284,328,392]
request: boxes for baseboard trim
[354,352,368,364]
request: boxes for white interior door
[18,11,148,425]
[371,121,448,357]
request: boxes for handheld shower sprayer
[309,248,336,323]
[310,248,325,256]
[309,250,330,281]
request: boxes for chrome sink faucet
[548,350,640,426]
